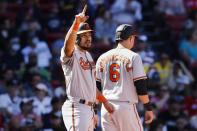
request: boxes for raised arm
[63,5,89,57]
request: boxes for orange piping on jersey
[72,103,76,131]
[99,61,104,72]
[133,76,147,81]
[133,104,142,131]
[99,66,104,72]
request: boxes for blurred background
[0,0,196,131]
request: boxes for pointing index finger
[82,4,87,14]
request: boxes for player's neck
[77,45,86,52]
[116,43,128,49]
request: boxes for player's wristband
[73,22,80,32]
[96,94,107,103]
[144,102,153,111]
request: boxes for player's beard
[79,45,91,50]
[78,42,91,51]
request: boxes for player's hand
[144,110,154,124]
[93,114,99,128]
[103,101,115,113]
[75,5,89,24]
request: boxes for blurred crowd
[0,0,197,131]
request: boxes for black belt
[67,98,96,107]
[79,99,96,107]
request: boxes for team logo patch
[79,57,95,70]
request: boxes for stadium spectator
[31,36,52,68]
[179,29,197,65]
[2,37,23,70]
[42,97,66,131]
[137,35,156,72]
[51,38,64,64]
[0,68,16,94]
[184,85,197,117]
[153,53,173,85]
[0,79,21,116]
[110,0,142,24]
[168,61,193,92]
[21,36,52,68]
[45,2,63,32]
[158,97,186,131]
[156,0,186,15]
[32,83,52,116]
[9,98,42,131]
[151,86,170,114]
[179,28,197,78]
[95,11,117,45]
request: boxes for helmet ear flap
[76,35,81,45]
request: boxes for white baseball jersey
[60,47,96,102]
[96,48,147,103]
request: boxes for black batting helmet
[115,24,137,41]
[77,23,93,35]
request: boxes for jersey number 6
[109,63,120,82]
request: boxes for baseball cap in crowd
[115,24,138,41]
[7,79,20,87]
[20,98,33,108]
[54,87,66,97]
[35,83,48,92]
[77,23,93,34]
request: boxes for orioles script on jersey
[79,57,96,70]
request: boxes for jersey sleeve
[96,57,102,82]
[60,47,74,66]
[132,54,147,81]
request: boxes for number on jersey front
[109,63,120,82]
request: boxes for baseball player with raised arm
[96,24,154,131]
[60,5,114,131]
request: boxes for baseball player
[60,5,114,131]
[96,24,154,131]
